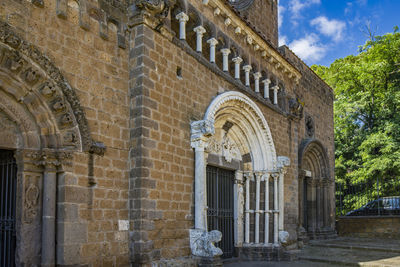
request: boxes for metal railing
[1,150,17,267]
[336,177,400,217]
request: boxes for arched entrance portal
[0,21,104,266]
[298,139,335,239]
[190,91,290,258]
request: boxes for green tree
[312,28,400,214]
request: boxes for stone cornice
[203,0,302,84]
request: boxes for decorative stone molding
[190,229,223,258]
[202,0,302,84]
[289,97,304,118]
[203,91,277,169]
[279,230,289,244]
[206,137,241,163]
[130,0,170,29]
[0,20,105,155]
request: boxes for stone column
[253,72,262,93]
[307,179,317,234]
[243,65,252,87]
[264,173,270,244]
[272,173,279,244]
[316,180,322,231]
[41,155,60,267]
[272,85,279,105]
[193,26,206,53]
[262,79,271,99]
[254,172,262,244]
[234,171,244,247]
[322,179,329,228]
[233,57,243,80]
[221,48,231,72]
[244,172,252,244]
[176,12,189,40]
[277,156,289,231]
[190,120,214,230]
[207,38,218,63]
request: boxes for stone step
[299,245,400,267]
[309,237,400,253]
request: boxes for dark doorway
[206,165,235,258]
[0,150,17,267]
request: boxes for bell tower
[229,0,279,47]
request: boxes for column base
[236,246,295,261]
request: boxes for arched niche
[298,139,335,239]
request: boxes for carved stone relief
[0,20,105,154]
[206,137,241,163]
[23,174,41,224]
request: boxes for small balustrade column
[272,173,279,244]
[272,85,279,105]
[221,48,231,72]
[233,57,243,80]
[253,72,262,93]
[243,65,252,86]
[193,26,206,52]
[262,79,271,100]
[207,38,218,63]
[316,180,323,230]
[176,12,189,40]
[244,172,252,244]
[264,173,271,244]
[323,179,329,228]
[254,172,262,244]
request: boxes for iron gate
[206,165,234,258]
[0,150,17,267]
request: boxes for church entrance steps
[299,237,400,266]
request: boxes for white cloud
[279,35,288,46]
[289,0,321,18]
[288,34,327,62]
[278,5,286,28]
[310,16,346,42]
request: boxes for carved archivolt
[0,20,105,154]
[201,91,277,170]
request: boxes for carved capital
[232,57,243,64]
[242,64,252,72]
[193,25,206,35]
[129,0,170,29]
[220,48,231,56]
[191,120,215,142]
[277,156,290,174]
[207,38,218,46]
[272,85,280,92]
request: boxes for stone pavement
[224,237,400,266]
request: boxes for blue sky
[278,0,400,66]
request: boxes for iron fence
[336,177,400,217]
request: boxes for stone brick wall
[1,0,130,265]
[0,0,334,265]
[236,0,279,47]
[337,217,400,239]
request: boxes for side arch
[298,138,335,239]
[0,20,104,153]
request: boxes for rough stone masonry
[0,0,334,266]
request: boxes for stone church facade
[0,0,335,266]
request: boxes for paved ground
[224,237,400,266]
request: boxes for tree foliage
[312,28,400,211]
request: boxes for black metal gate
[0,150,17,267]
[206,165,234,258]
